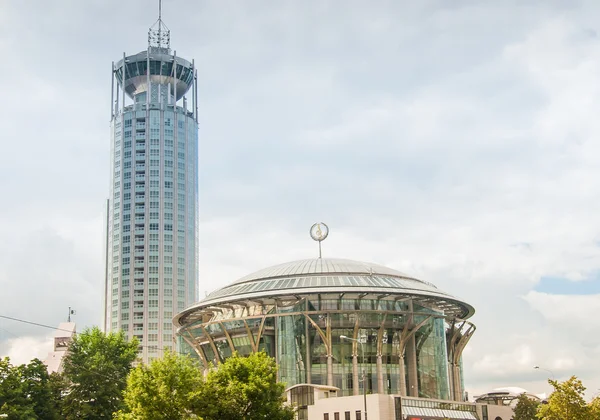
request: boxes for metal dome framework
[175,258,476,402]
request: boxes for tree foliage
[588,396,600,420]
[513,393,540,420]
[537,376,589,420]
[0,357,60,419]
[198,352,294,420]
[61,326,138,419]
[117,351,293,420]
[115,351,204,420]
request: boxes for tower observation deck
[105,6,199,363]
[110,10,198,118]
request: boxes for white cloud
[2,0,600,399]
[522,291,600,335]
[3,336,53,366]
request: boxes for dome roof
[176,258,475,324]
[231,258,412,285]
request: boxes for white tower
[104,5,199,363]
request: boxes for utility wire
[0,314,179,353]
[0,314,73,334]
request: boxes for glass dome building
[174,258,475,401]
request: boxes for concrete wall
[305,393,514,420]
[308,394,394,420]
[486,404,514,420]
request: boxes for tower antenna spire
[148,0,170,50]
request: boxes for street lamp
[533,365,555,380]
[341,335,367,420]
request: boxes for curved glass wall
[177,295,456,400]
[115,60,194,86]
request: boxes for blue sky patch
[535,273,600,295]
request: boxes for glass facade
[177,294,459,400]
[106,45,198,363]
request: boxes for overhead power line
[0,314,72,333]
[0,314,177,353]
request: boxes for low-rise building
[43,322,76,374]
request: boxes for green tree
[513,393,540,420]
[589,396,600,420]
[61,326,138,419]
[47,371,69,415]
[537,376,589,420]
[0,357,60,419]
[198,352,294,420]
[114,351,204,420]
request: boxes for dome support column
[395,306,432,396]
[376,314,387,393]
[398,354,406,395]
[243,320,257,352]
[352,318,360,395]
[326,314,334,387]
[305,317,312,384]
[304,314,332,386]
[446,320,476,401]
[200,325,221,364]
[218,321,236,354]
[181,333,208,369]
[406,334,418,397]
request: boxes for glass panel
[277,315,307,388]
[214,339,231,360]
[161,61,173,76]
[137,61,147,76]
[330,327,353,396]
[149,60,161,75]
[176,63,184,78]
[309,327,327,385]
[416,317,449,400]
[126,62,138,77]
[201,343,216,364]
[231,335,253,356]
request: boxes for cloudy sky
[2,0,600,398]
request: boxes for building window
[334,413,339,420]
[355,411,361,420]
[345,412,350,420]
[324,415,329,420]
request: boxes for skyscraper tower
[105,6,198,363]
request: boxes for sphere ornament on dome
[310,222,329,258]
[310,222,329,242]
